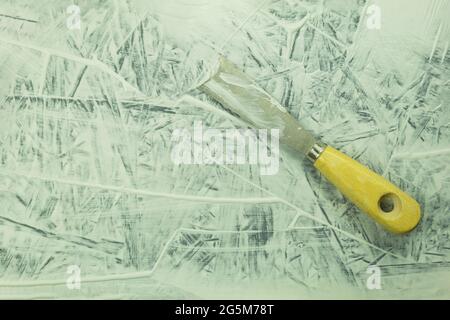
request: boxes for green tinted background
[0,0,449,299]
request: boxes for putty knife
[200,57,421,234]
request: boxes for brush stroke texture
[0,0,449,299]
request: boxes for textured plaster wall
[0,0,449,299]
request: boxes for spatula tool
[200,57,421,234]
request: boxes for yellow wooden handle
[314,146,421,234]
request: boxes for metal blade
[200,57,317,156]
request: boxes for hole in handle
[379,193,401,213]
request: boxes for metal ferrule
[306,142,326,163]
